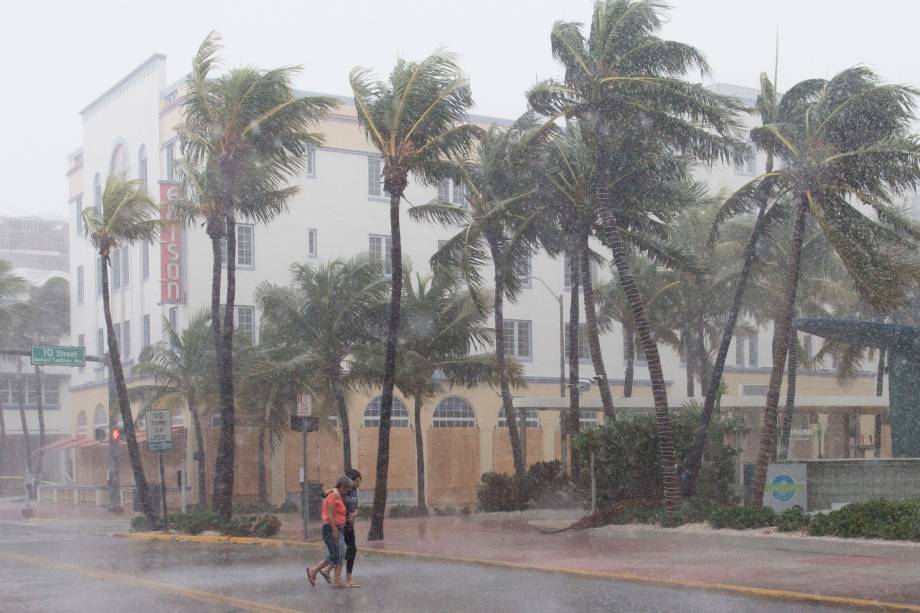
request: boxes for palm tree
[83,176,160,525]
[352,269,517,512]
[528,0,743,511]
[350,51,479,540]
[685,72,782,492]
[0,261,25,476]
[722,68,920,506]
[134,310,216,509]
[256,257,389,476]
[410,117,549,481]
[178,33,336,521]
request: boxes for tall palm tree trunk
[0,395,6,476]
[567,249,581,480]
[16,359,31,478]
[750,196,809,507]
[33,366,45,480]
[490,243,525,477]
[603,216,679,510]
[876,347,886,397]
[580,245,615,421]
[684,197,769,494]
[257,426,267,505]
[623,320,635,398]
[695,318,711,392]
[106,372,120,510]
[413,394,427,512]
[778,339,798,460]
[101,254,156,523]
[329,369,352,472]
[213,212,238,522]
[187,394,208,509]
[368,187,405,542]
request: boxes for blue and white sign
[764,463,807,511]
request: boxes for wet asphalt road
[0,519,852,613]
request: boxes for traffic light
[111,427,122,442]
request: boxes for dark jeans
[344,522,357,575]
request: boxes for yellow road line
[120,531,920,612]
[0,551,305,613]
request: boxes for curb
[118,532,920,611]
[588,524,920,562]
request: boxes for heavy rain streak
[3,1,920,611]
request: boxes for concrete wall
[801,459,920,510]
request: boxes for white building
[62,55,877,499]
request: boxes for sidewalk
[277,511,920,606]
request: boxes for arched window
[137,145,147,191]
[93,173,102,213]
[110,143,128,180]
[93,404,107,428]
[579,410,599,428]
[77,411,88,435]
[497,407,539,428]
[432,396,476,428]
[363,396,409,428]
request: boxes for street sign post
[146,409,173,452]
[31,345,85,367]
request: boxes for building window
[93,173,102,213]
[307,228,318,258]
[236,306,255,344]
[368,156,384,197]
[502,319,532,360]
[579,410,599,428]
[110,249,124,290]
[163,140,177,182]
[77,411,88,435]
[221,224,255,268]
[76,265,85,304]
[43,381,59,407]
[437,178,468,206]
[110,143,128,180]
[94,405,107,428]
[564,323,591,361]
[113,323,121,352]
[142,315,150,350]
[138,145,148,192]
[623,332,647,366]
[168,307,178,345]
[735,333,758,368]
[432,396,476,428]
[121,248,129,287]
[73,196,83,237]
[369,234,393,276]
[122,320,131,359]
[498,407,539,428]
[363,396,410,428]
[305,147,316,178]
[0,376,11,404]
[142,241,150,280]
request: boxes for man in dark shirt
[343,469,362,587]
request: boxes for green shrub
[574,408,741,511]
[221,516,256,536]
[460,506,472,515]
[434,506,458,516]
[168,511,221,535]
[478,472,528,512]
[808,499,920,540]
[776,508,811,532]
[277,501,298,514]
[130,515,150,532]
[252,514,282,537]
[708,506,776,530]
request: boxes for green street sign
[31,345,85,367]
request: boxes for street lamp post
[524,275,567,473]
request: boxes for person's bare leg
[333,563,344,587]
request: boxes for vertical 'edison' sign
[159,182,182,303]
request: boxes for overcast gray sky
[1,0,917,220]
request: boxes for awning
[38,435,99,451]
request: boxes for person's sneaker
[318,569,332,584]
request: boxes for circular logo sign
[770,474,796,502]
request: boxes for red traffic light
[111,427,122,441]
